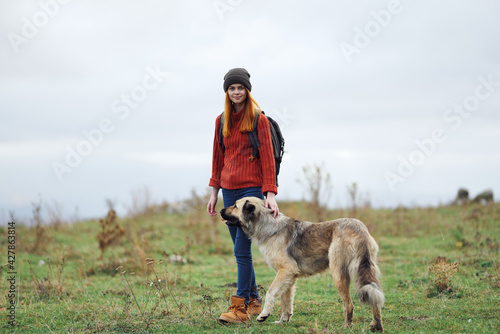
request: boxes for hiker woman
[207,68,279,324]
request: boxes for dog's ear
[242,200,256,221]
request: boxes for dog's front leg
[257,270,295,323]
[276,280,296,323]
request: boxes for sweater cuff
[262,184,278,196]
[209,178,221,189]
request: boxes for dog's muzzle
[220,209,242,227]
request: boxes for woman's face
[227,84,247,105]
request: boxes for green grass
[1,201,499,333]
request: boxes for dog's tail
[355,238,385,309]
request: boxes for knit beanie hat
[223,68,252,92]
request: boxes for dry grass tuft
[97,209,125,259]
[29,201,54,254]
[428,256,460,295]
[29,255,67,300]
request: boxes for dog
[220,196,385,332]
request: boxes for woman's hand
[265,192,279,218]
[207,187,220,216]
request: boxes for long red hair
[222,89,261,138]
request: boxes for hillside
[1,200,499,333]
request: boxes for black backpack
[219,110,285,186]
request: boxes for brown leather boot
[219,295,249,324]
[247,297,262,316]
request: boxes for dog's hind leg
[276,279,296,323]
[257,270,296,323]
[369,304,383,332]
[331,264,354,328]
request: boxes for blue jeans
[222,187,263,304]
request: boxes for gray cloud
[1,0,499,221]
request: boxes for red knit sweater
[209,110,278,195]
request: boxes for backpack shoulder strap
[253,110,261,129]
[248,110,261,161]
[218,112,225,153]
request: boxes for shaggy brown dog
[220,197,384,332]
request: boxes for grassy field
[1,199,499,333]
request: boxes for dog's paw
[282,313,292,322]
[369,322,384,332]
[256,314,269,322]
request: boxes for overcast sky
[1,0,499,223]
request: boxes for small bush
[427,257,460,297]
[97,209,125,258]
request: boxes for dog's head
[220,197,270,230]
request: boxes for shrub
[97,209,125,258]
[427,256,460,297]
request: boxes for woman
[207,68,279,324]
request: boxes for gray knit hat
[223,68,252,92]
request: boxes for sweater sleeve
[257,114,278,195]
[209,115,223,189]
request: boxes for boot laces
[248,299,260,310]
[227,303,247,324]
